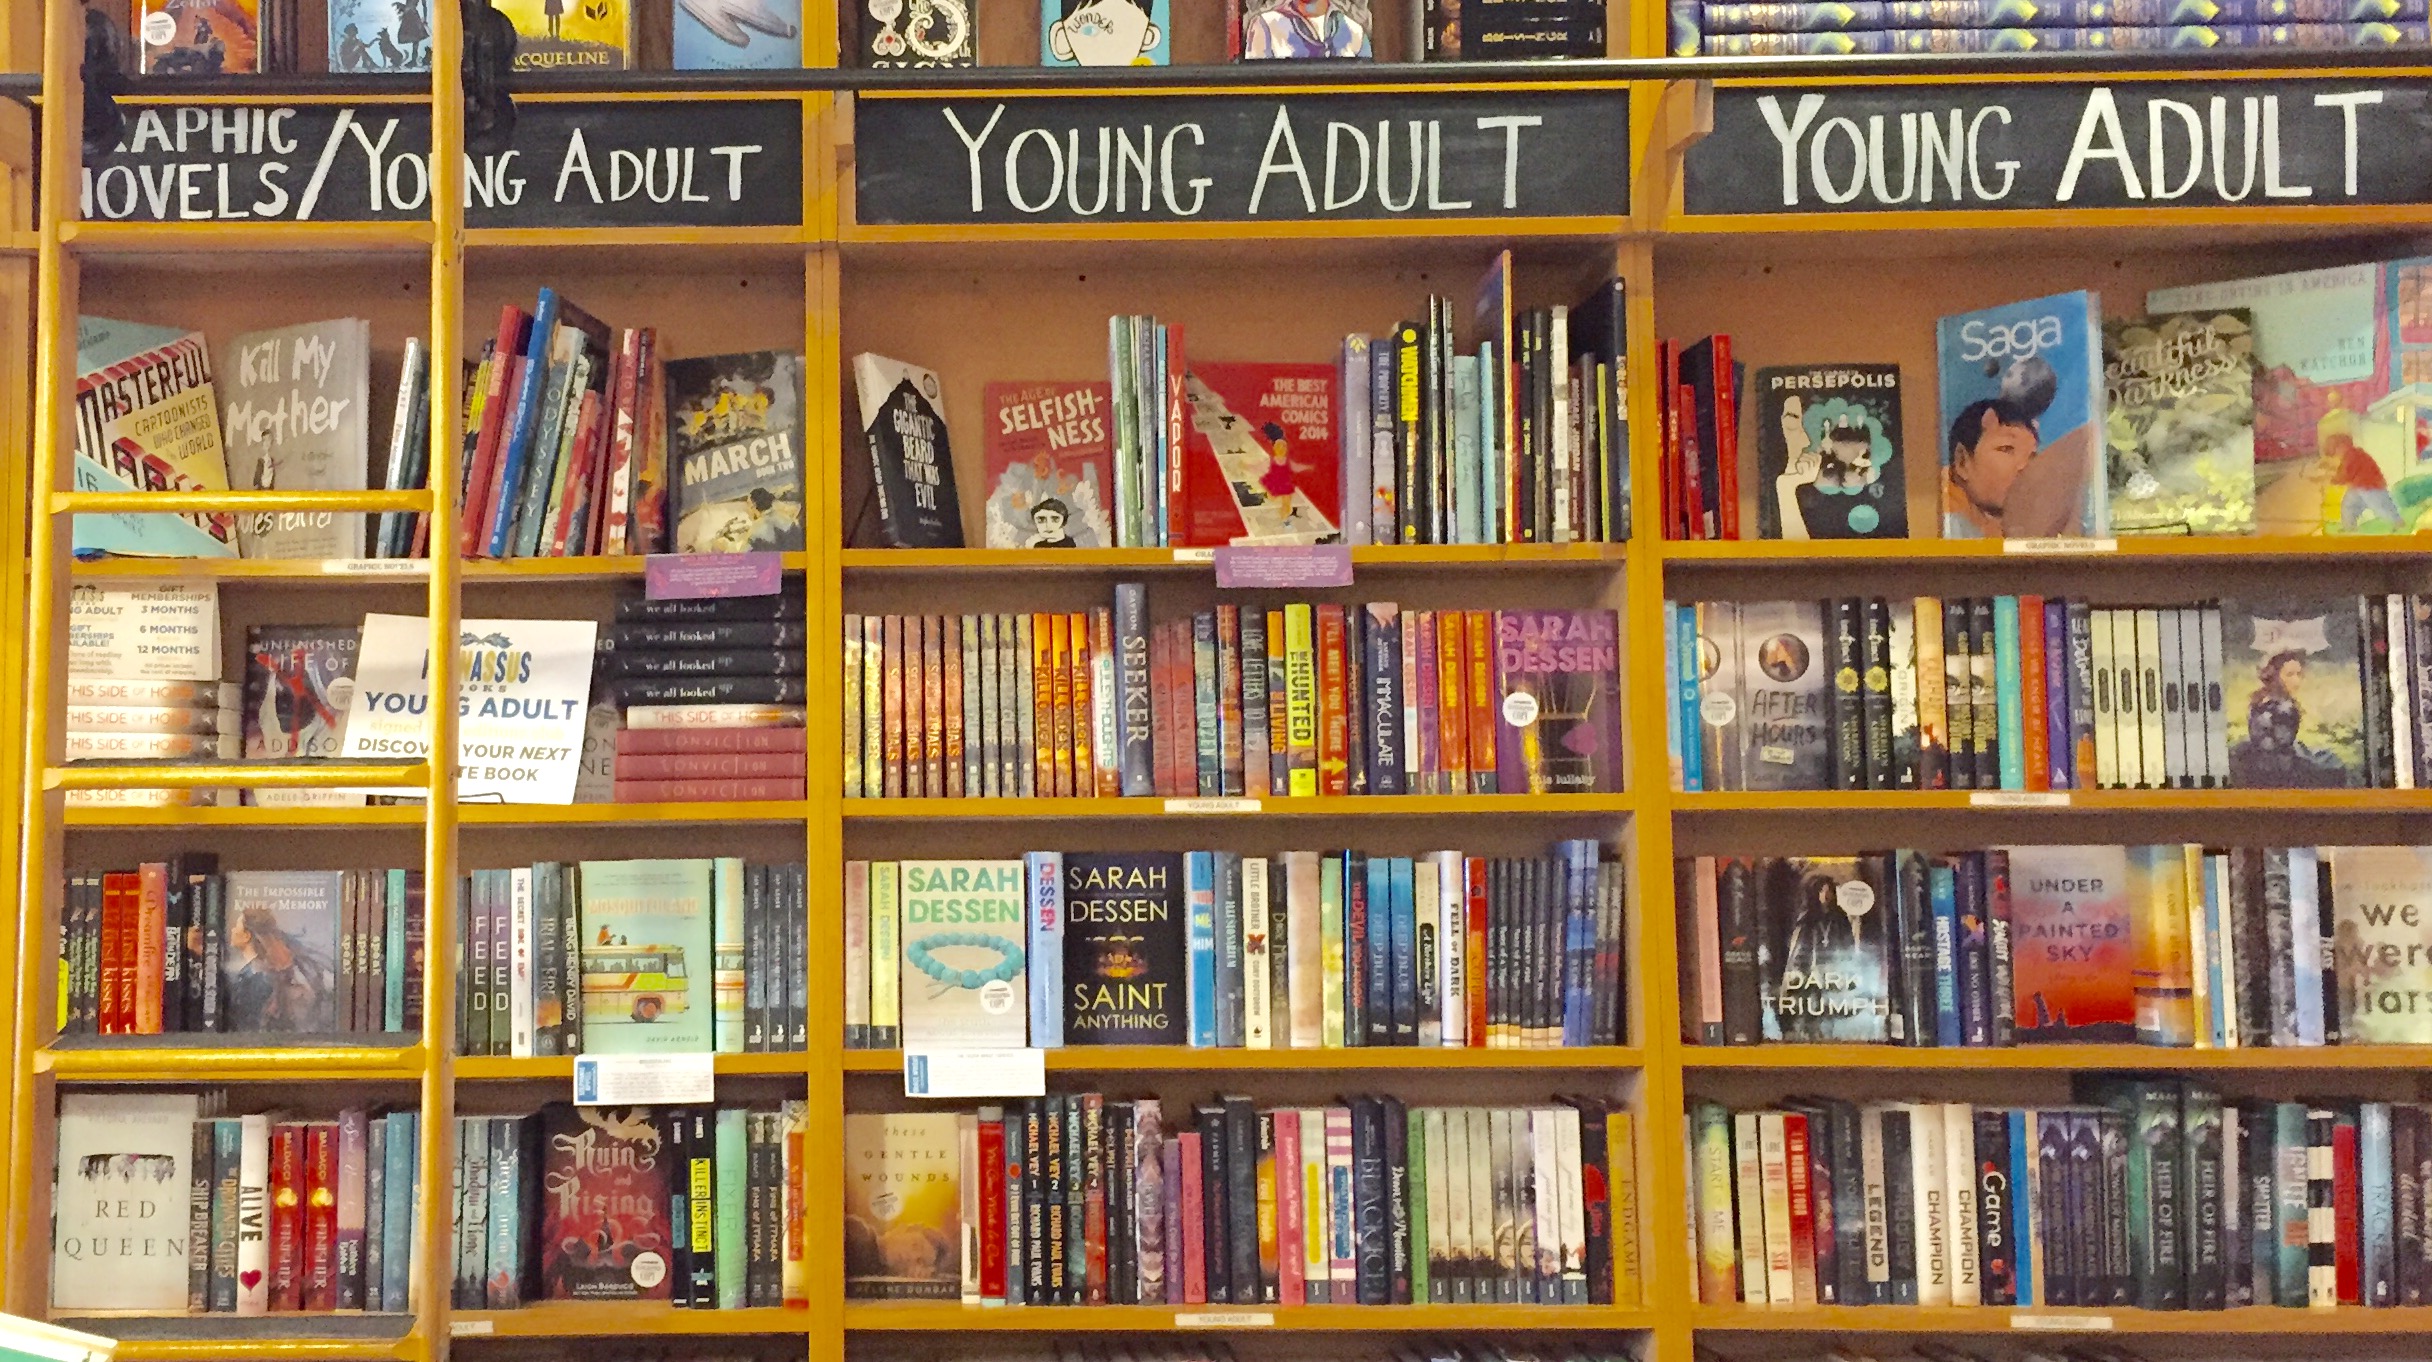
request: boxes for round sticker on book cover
[629,1251,668,1290]
[141,10,175,42]
[1835,879,1876,918]
[1502,690,1539,728]
[981,977,1017,1014]
[1700,691,1737,726]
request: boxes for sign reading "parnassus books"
[1685,79,2432,215]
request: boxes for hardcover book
[329,0,432,71]
[844,1112,962,1298]
[2218,597,2366,787]
[898,860,1027,1048]
[2101,309,2258,536]
[135,0,260,73]
[673,0,802,66]
[490,0,635,68]
[1751,364,1908,540]
[1492,610,1622,795]
[1936,290,2107,539]
[223,319,373,560]
[1760,856,1892,1043]
[2004,843,2136,1041]
[665,352,807,554]
[851,353,965,547]
[538,1106,676,1299]
[242,625,366,810]
[577,859,715,1053]
[1737,599,1831,790]
[52,1093,202,1310]
[1042,0,1170,63]
[858,0,976,64]
[221,871,342,1032]
[2328,844,2432,1043]
[981,382,1117,549]
[1061,852,1187,1046]
[1234,0,1375,54]
[1178,363,1341,547]
[73,319,238,558]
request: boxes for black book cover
[664,352,808,555]
[1223,1095,1259,1306]
[1383,1095,1412,1303]
[662,1109,693,1308]
[1827,596,1865,790]
[2396,1104,2426,1307]
[2092,1108,2134,1306]
[2364,594,2397,786]
[1880,1106,1917,1304]
[614,593,806,623]
[1970,597,2001,789]
[1718,856,1762,1046]
[1485,859,1508,1040]
[1344,607,1368,797]
[609,675,807,707]
[1973,1107,2015,1306]
[1108,1101,1135,1306]
[850,354,964,549]
[744,869,769,1052]
[785,866,809,1048]
[2229,849,2272,1049]
[1513,860,1540,1045]
[1760,855,1891,1044]
[1944,596,1977,788]
[1896,851,1936,1048]
[1954,852,1991,1047]
[2317,853,2342,1045]
[179,854,217,1031]
[1565,1095,1612,1306]
[1825,1098,1868,1306]
[603,621,808,652]
[1394,321,1423,545]
[1984,849,2017,1047]
[1344,852,1371,1045]
[1064,1096,1086,1303]
[1350,1095,1390,1304]
[1023,1101,1048,1299]
[1678,335,1724,541]
[1364,604,1404,796]
[2040,1111,2077,1306]
[1081,1097,1106,1306]
[1860,596,1895,789]
[1198,1103,1231,1304]
[1115,583,1154,797]
[1062,853,1186,1046]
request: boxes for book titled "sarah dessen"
[1494,610,1624,795]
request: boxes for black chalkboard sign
[1684,79,2432,216]
[82,99,804,228]
[853,89,1630,225]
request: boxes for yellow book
[2182,843,2213,1050]
[2127,842,2195,1046]
[1319,854,1346,1047]
[843,1111,962,1299]
[781,1099,810,1305]
[1284,603,1317,797]
[1607,1110,1642,1307]
[490,0,636,70]
[869,861,901,1044]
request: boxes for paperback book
[665,351,807,554]
[1042,0,1170,63]
[1751,364,1907,540]
[490,0,635,68]
[843,1112,963,1298]
[241,624,366,809]
[982,381,1117,549]
[673,0,802,66]
[1936,290,2107,539]
[221,871,343,1032]
[897,860,1027,1047]
[73,318,239,559]
[2102,309,2258,536]
[1178,363,1341,547]
[578,859,716,1053]
[2219,596,2366,788]
[850,353,965,548]
[329,0,433,70]
[222,319,373,560]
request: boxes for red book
[1655,338,1679,541]
[611,778,808,803]
[1163,324,1187,536]
[923,615,947,797]
[548,389,605,557]
[1274,1110,1304,1306]
[1216,605,1245,797]
[460,306,528,556]
[1782,1112,1817,1305]
[270,1122,305,1311]
[1049,613,1075,799]
[2335,1112,2362,1304]
[1676,382,1706,542]
[1162,621,1195,799]
[304,1122,338,1311]
[2019,595,2050,792]
[1465,609,1497,793]
[598,329,642,555]
[612,752,807,781]
[99,871,137,1035]
[1178,1130,1207,1304]
[1711,333,1742,541]
[1082,1093,1109,1303]
[1149,623,1176,798]
[1316,604,1349,797]
[1175,362,1341,548]
[977,1112,1008,1302]
[1465,856,1489,1045]
[943,616,966,799]
[1438,610,1469,795]
[614,726,807,756]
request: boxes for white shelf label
[1175,1312,1273,1328]
[1970,790,2070,808]
[2002,537,2116,555]
[1170,548,1216,563]
[321,558,427,575]
[905,1047,1046,1099]
[449,1320,495,1337]
[2011,1313,2112,1331]
[1164,798,1261,814]
[573,1052,714,1106]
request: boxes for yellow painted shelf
[842,1046,1644,1072]
[61,220,437,255]
[1694,1304,2432,1333]
[843,544,1626,573]
[1683,1044,2432,1071]
[39,1040,424,1082]
[450,1304,806,1338]
[845,794,1635,819]
[454,1053,809,1080]
[71,553,812,581]
[64,801,809,829]
[1670,789,2432,813]
[1662,534,2432,565]
[51,1315,418,1362]
[841,1302,1657,1331]
[44,762,428,792]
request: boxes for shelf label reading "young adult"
[853,89,1630,225]
[80,99,804,227]
[1684,79,2432,215]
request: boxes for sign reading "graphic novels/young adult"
[1684,79,2432,215]
[852,89,1631,225]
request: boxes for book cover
[220,871,340,1032]
[1236,0,1374,54]
[577,859,715,1053]
[1936,290,2107,539]
[135,0,259,73]
[1760,856,1892,1043]
[2329,844,2432,1043]
[1042,0,1170,63]
[536,1106,673,1300]
[1061,853,1186,1046]
[1752,364,1907,540]
[851,353,965,547]
[2004,843,2136,1041]
[1493,610,1622,795]
[223,320,373,560]
[52,1092,201,1310]
[898,860,1027,1048]
[666,352,806,553]
[72,321,238,558]
[329,0,432,70]
[491,0,635,68]
[673,0,802,66]
[845,1113,962,1298]
[981,382,1117,548]
[2219,597,2366,787]
[241,624,365,808]
[858,0,976,63]
[1738,599,1832,790]
[2102,309,2258,536]
[1178,363,1341,547]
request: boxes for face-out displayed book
[491,0,635,68]
[51,1091,201,1310]
[843,1111,963,1299]
[1179,362,1342,547]
[665,351,807,554]
[856,0,977,64]
[673,0,802,67]
[578,858,716,1053]
[134,0,261,74]
[1936,289,2108,540]
[1751,364,1907,540]
[850,352,965,548]
[1041,0,1169,64]
[981,381,1117,549]
[895,860,1027,1048]
[2102,308,2258,537]
[73,317,240,558]
[328,0,433,72]
[221,318,373,560]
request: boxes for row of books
[1691,1085,2432,1311]
[594,589,812,800]
[1684,19,2430,47]
[126,0,805,76]
[1669,593,2407,793]
[51,1095,418,1315]
[449,1105,812,1308]
[1677,843,2431,1051]
[1682,0,2427,31]
[846,1097,1644,1307]
[843,844,1628,1052]
[844,590,1624,800]
[58,864,424,1038]
[63,583,232,811]
[457,858,809,1058]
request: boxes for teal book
[713,857,746,1054]
[1186,851,1218,1047]
[577,858,716,1053]
[897,860,1027,1048]
[381,1110,416,1309]
[716,1108,748,1308]
[384,869,408,1031]
[1992,595,2026,790]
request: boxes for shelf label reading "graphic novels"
[854,89,1630,224]
[1685,80,2432,215]
[79,100,803,227]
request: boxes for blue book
[1186,851,1217,1047]
[1388,856,1417,1044]
[1153,326,1171,546]
[675,0,803,67]
[1559,839,1598,1046]
[2289,847,2325,1044]
[1477,340,1500,540]
[1676,602,1704,792]
[487,288,558,555]
[1930,860,1962,1046]
[1935,288,2108,540]
[1214,851,1243,1047]
[384,869,408,1032]
[1113,583,1153,796]
[1366,854,1394,1046]
[2201,860,2228,1047]
[2043,598,2074,789]
[2364,1101,2396,1304]
[1365,604,1405,795]
[1025,851,1064,1048]
[1662,601,1683,785]
[1992,595,2027,791]
[2007,1109,2035,1307]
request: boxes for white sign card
[338,613,598,803]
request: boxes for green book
[1319,855,1345,1048]
[713,858,746,1054]
[1408,1104,1430,1306]
[577,858,715,1053]
[716,1108,748,1309]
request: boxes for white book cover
[1549,305,1572,542]
[2091,608,2121,787]
[1756,1111,1795,1306]
[52,1092,199,1311]
[1529,1109,1562,1293]
[237,1112,270,1314]
[1941,1103,1981,1307]
[223,319,373,560]
[1412,858,1441,1047]
[957,1112,981,1305]
[1552,1103,1587,1302]
[897,860,1027,1048]
[1284,851,1322,1049]
[1242,856,1271,1050]
[1732,1111,1768,1304]
[68,581,222,681]
[1299,1106,1329,1299]
[510,866,535,1057]
[1906,1102,1952,1307]
[2184,846,2215,1049]
[2135,608,2167,788]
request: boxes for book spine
[1992,595,2026,791]
[1316,604,1350,797]
[2019,594,2050,790]
[1828,597,1863,790]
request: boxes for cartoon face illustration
[1048,0,1159,63]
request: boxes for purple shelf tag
[645,552,784,601]
[1214,544,1352,590]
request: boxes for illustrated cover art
[52,1093,201,1310]
[858,0,975,65]
[2101,309,2258,536]
[1060,852,1186,1046]
[577,858,715,1053]
[1736,599,1830,791]
[1758,856,1891,1042]
[136,0,261,74]
[223,319,373,560]
[981,381,1116,549]
[538,1105,675,1299]
[73,319,238,559]
[1042,0,1169,63]
[491,0,635,69]
[1936,290,2107,539]
[674,0,802,67]
[665,351,806,554]
[1178,363,1341,547]
[220,871,342,1032]
[2003,843,2135,1041]
[2218,597,2366,788]
[1492,610,1622,795]
[1752,364,1907,540]
[2147,259,2432,535]
[1235,0,1375,55]
[242,624,365,810]
[328,0,432,70]
[850,353,965,548]
[896,860,1027,1048]
[2329,845,2432,1043]
[844,1112,962,1298]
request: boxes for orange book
[2019,595,2049,793]
[1316,604,1349,797]
[1438,610,1469,794]
[1050,613,1076,799]
[1070,611,1095,800]
[881,615,905,799]
[942,616,966,800]
[1465,609,1497,793]
[135,864,167,1034]
[1032,613,1059,797]
[1088,607,1119,797]
[1464,855,1488,1045]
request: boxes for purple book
[335,1108,368,1310]
[1493,610,1624,794]
[2044,598,2075,789]
[1161,1136,1185,1303]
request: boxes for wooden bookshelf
[837,1045,1648,1072]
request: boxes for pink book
[1161,1136,1185,1304]
[1438,609,1469,792]
[598,329,641,556]
[1694,856,1724,1044]
[1399,609,1422,794]
[548,389,604,556]
[1178,1131,1207,1304]
[1325,1107,1356,1296]
[1273,1109,1304,1306]
[1415,609,1441,794]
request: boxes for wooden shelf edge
[62,220,437,254]
[1682,1043,2432,1071]
[839,216,1632,247]
[843,1046,1643,1072]
[1693,1304,2432,1333]
[841,1302,1657,1330]
[1658,200,2432,241]
[842,545,1625,572]
[846,794,1636,819]
[1662,534,2432,565]
[40,1041,424,1081]
[450,1306,806,1338]
[454,1053,809,1080]
[1670,789,2432,812]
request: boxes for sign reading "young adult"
[1683,79,2432,215]
[78,99,804,227]
[852,89,1630,225]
